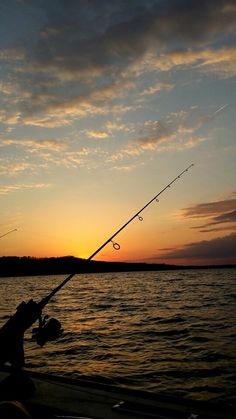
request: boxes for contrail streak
[213,104,228,116]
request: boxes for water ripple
[0,268,235,405]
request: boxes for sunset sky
[0,0,236,265]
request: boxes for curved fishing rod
[0,228,17,239]
[0,164,194,368]
[39,163,194,309]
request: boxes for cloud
[105,120,129,133]
[2,138,68,152]
[85,130,109,140]
[112,164,140,172]
[131,47,236,78]
[0,111,21,125]
[155,196,236,264]
[0,0,235,127]
[0,131,111,173]
[0,183,51,195]
[0,137,70,174]
[0,161,33,176]
[59,149,104,169]
[16,80,135,127]
[159,233,236,265]
[197,226,236,233]
[112,108,209,158]
[0,48,25,61]
[182,198,236,218]
[22,115,72,128]
[24,1,236,85]
[180,197,236,232]
[139,82,174,97]
[195,210,236,226]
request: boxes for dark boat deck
[0,369,235,419]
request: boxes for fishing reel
[32,314,63,347]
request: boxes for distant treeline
[0,256,235,277]
[0,256,175,277]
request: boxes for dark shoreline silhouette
[0,256,235,277]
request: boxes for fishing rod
[39,163,194,309]
[0,228,17,239]
[0,164,194,367]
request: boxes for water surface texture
[0,269,235,404]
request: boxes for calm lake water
[0,269,235,404]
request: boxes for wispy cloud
[159,233,236,264]
[110,108,210,159]
[131,47,236,78]
[0,183,51,195]
[139,82,174,97]
[84,130,109,140]
[0,161,33,176]
[180,197,236,232]
[2,138,68,152]
[182,198,236,218]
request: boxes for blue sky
[0,0,236,265]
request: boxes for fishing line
[40,163,194,309]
